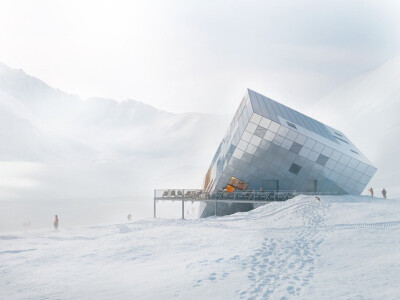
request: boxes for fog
[1,1,399,232]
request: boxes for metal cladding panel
[248,89,337,143]
[203,89,377,199]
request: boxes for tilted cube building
[200,89,377,217]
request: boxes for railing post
[154,189,156,218]
[182,189,184,220]
[215,199,217,216]
[274,190,276,201]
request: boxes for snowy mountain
[1,195,399,299]
[308,56,400,197]
[0,62,230,207]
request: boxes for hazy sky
[0,0,399,114]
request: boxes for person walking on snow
[368,187,374,197]
[127,213,132,222]
[54,215,59,231]
[382,188,387,199]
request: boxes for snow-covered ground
[1,195,399,299]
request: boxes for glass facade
[202,89,377,216]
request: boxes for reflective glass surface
[203,89,377,201]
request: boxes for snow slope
[1,195,399,299]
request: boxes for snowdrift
[1,195,399,299]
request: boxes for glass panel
[290,142,303,154]
[277,125,289,137]
[339,155,350,165]
[264,131,275,141]
[269,121,280,133]
[286,129,298,141]
[316,154,329,166]
[246,122,257,134]
[304,138,316,149]
[359,174,371,184]
[343,167,354,177]
[333,162,346,173]
[272,134,284,146]
[242,131,252,142]
[308,150,319,162]
[259,117,272,129]
[351,169,363,181]
[232,148,244,159]
[325,159,336,170]
[299,146,311,158]
[257,94,272,120]
[250,93,262,115]
[245,143,257,155]
[294,133,307,145]
[228,157,240,167]
[241,152,252,163]
[259,139,271,150]
[237,140,248,151]
[250,135,262,147]
[313,142,324,153]
[331,150,342,162]
[347,158,360,169]
[365,166,376,177]
[328,170,340,181]
[250,113,262,125]
[289,163,301,175]
[281,139,293,150]
[321,146,333,157]
[254,126,267,138]
[356,162,368,173]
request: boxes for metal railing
[153,189,299,219]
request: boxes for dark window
[287,121,297,129]
[351,150,359,155]
[316,154,329,166]
[334,132,343,137]
[289,163,301,175]
[254,125,267,138]
[334,136,349,144]
[290,142,302,154]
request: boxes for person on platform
[54,215,59,231]
[382,188,387,199]
[368,187,374,197]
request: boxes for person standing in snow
[54,215,59,231]
[368,187,374,197]
[382,188,387,199]
[127,213,132,222]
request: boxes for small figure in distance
[54,215,59,231]
[127,213,132,222]
[368,187,374,197]
[382,188,387,199]
[315,196,321,202]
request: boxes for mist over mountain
[1,57,399,231]
[0,62,231,230]
[308,56,400,197]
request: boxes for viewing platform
[153,189,298,219]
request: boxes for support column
[182,190,185,220]
[154,190,156,218]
